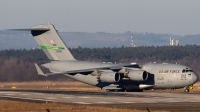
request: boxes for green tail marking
[40,45,65,50]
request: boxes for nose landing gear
[185,88,189,93]
[184,85,193,93]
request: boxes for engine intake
[100,72,120,83]
[127,70,148,81]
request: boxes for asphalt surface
[0,90,200,111]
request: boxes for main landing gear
[126,89,144,92]
[106,89,125,92]
[106,89,143,92]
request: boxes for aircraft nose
[192,73,198,83]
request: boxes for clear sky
[1,0,200,35]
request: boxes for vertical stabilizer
[30,23,75,61]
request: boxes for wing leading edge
[34,63,139,76]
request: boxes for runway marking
[44,99,55,102]
[188,100,200,102]
[144,96,154,98]
[79,96,91,98]
[21,94,28,96]
[46,97,57,100]
[164,98,187,102]
[6,94,15,95]
[35,93,44,95]
[73,102,92,104]
[2,96,32,100]
[95,102,112,104]
[62,97,72,99]
[1,95,59,103]
[148,93,157,95]
[117,101,136,103]
[0,92,18,94]
[141,101,157,103]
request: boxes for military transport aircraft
[9,23,198,92]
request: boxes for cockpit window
[182,69,193,73]
[189,70,193,72]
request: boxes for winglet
[34,63,48,76]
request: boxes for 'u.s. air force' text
[159,70,180,73]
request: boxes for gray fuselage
[42,61,198,90]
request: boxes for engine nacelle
[127,70,148,81]
[100,72,120,83]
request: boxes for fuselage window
[189,70,193,72]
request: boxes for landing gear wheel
[135,89,144,92]
[126,89,143,92]
[126,90,133,92]
[185,89,189,93]
[106,90,115,92]
[117,89,125,92]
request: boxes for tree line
[0,45,200,82]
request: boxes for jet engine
[100,72,120,83]
[127,70,148,81]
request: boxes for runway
[0,90,200,112]
[0,90,200,104]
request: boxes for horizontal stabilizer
[5,28,50,31]
[35,63,65,76]
[34,63,48,77]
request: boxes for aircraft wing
[34,63,139,76]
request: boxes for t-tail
[8,23,76,61]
